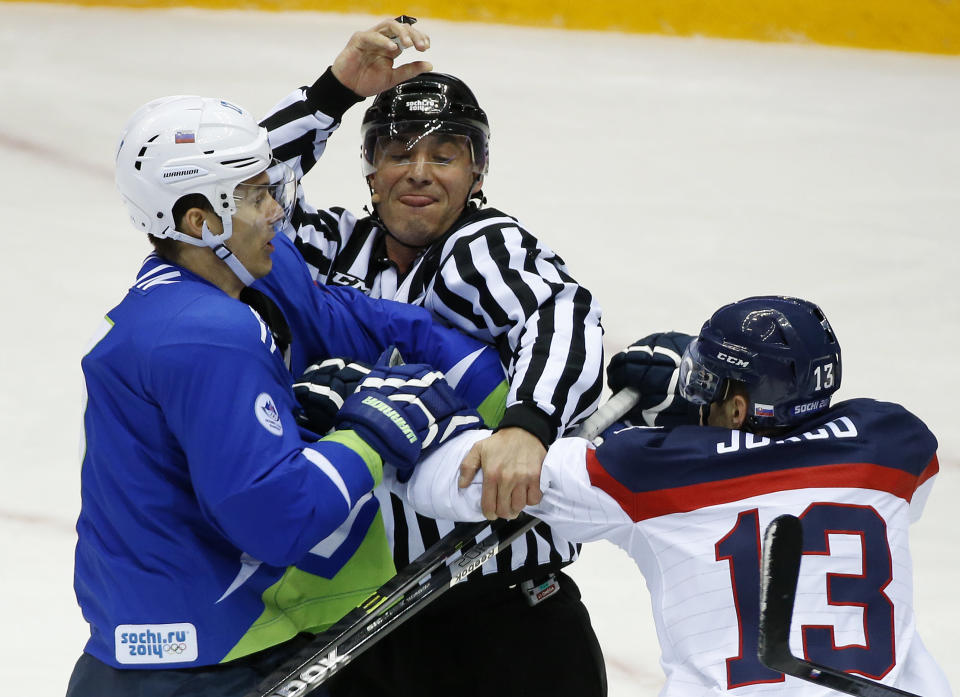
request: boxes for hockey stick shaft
[250,514,537,697]
[571,386,640,439]
[245,518,489,697]
[759,515,919,697]
[306,513,539,672]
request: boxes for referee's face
[369,134,482,248]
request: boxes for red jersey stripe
[586,450,939,523]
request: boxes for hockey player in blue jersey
[66,86,509,696]
[395,296,951,696]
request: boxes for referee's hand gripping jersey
[261,18,607,697]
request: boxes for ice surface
[1,5,956,694]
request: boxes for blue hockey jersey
[75,229,506,669]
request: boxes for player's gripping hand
[607,331,700,427]
[293,358,373,436]
[335,354,483,481]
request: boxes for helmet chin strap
[469,173,486,207]
[203,220,257,287]
[165,218,257,287]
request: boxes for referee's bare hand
[332,18,432,98]
[459,427,545,520]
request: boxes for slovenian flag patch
[175,130,195,144]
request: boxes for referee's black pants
[325,571,607,697]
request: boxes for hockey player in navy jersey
[397,296,951,696]
[66,89,509,697]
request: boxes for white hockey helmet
[115,96,294,285]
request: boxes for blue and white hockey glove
[335,354,483,481]
[293,358,373,436]
[607,331,700,427]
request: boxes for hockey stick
[249,514,537,697]
[573,386,640,440]
[759,515,920,697]
[248,388,641,697]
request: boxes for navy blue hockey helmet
[360,72,490,177]
[678,296,842,428]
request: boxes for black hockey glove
[293,358,373,436]
[335,351,483,481]
[607,331,700,427]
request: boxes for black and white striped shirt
[262,71,604,580]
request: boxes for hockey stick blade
[249,514,538,697]
[759,515,919,697]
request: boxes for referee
[263,19,606,696]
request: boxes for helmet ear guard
[679,296,842,429]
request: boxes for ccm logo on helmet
[716,352,750,368]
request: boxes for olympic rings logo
[164,643,188,654]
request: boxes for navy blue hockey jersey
[400,399,950,696]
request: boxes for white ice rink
[1,4,958,694]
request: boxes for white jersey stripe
[301,447,352,509]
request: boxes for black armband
[304,67,364,122]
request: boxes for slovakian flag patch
[754,403,775,418]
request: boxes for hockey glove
[335,358,483,481]
[607,331,700,427]
[293,358,373,435]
